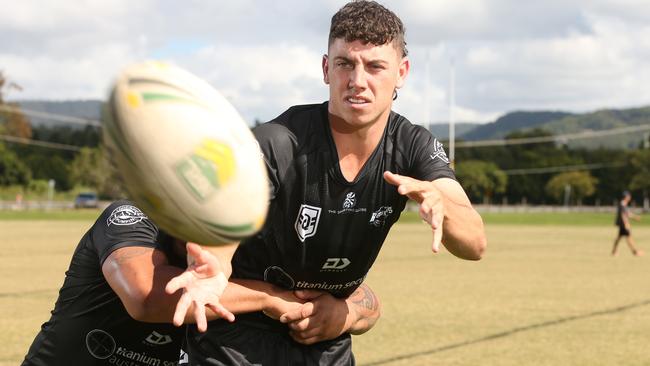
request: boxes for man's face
[323,38,409,128]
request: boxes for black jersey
[615,200,629,227]
[22,200,186,366]
[232,102,455,298]
[186,103,455,365]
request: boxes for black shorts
[184,312,355,366]
[618,225,630,236]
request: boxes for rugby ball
[104,61,269,245]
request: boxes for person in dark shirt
[612,191,643,256]
[170,1,487,365]
[20,200,298,365]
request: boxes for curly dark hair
[328,0,408,57]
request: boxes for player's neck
[328,112,388,182]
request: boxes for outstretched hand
[384,171,444,253]
[165,243,234,332]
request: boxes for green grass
[0,209,102,221]
[399,210,650,227]
[1,216,649,365]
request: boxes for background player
[612,191,643,256]
[21,200,307,365]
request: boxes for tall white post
[449,58,456,169]
[425,50,431,129]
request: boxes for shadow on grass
[362,298,650,366]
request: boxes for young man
[612,191,643,256]
[21,200,305,365]
[171,1,486,365]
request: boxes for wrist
[344,298,361,332]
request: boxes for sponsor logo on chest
[321,257,351,271]
[144,330,173,346]
[343,192,356,208]
[328,191,367,215]
[369,206,393,227]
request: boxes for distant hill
[9,100,650,149]
[524,107,650,149]
[460,111,574,140]
[454,107,650,149]
[16,100,103,128]
[428,122,480,139]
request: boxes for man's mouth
[347,97,369,104]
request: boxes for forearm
[142,277,287,323]
[441,198,486,260]
[346,283,381,335]
[430,179,486,260]
[219,279,288,315]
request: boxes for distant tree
[68,147,103,185]
[455,160,507,204]
[0,71,31,139]
[545,171,598,205]
[24,154,71,191]
[69,146,124,198]
[628,149,650,209]
[0,143,31,185]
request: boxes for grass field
[1,211,649,365]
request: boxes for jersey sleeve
[407,125,456,182]
[253,122,297,201]
[92,201,161,266]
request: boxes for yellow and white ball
[104,61,269,245]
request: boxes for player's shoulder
[253,102,327,148]
[100,200,147,224]
[90,200,156,237]
[386,110,439,152]
[255,102,325,131]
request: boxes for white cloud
[178,43,327,122]
[1,0,650,124]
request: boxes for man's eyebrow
[333,56,388,65]
[333,56,353,62]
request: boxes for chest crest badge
[295,204,322,242]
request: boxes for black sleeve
[407,125,456,182]
[253,122,297,201]
[92,201,161,266]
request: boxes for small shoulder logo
[343,192,356,209]
[144,331,172,346]
[429,139,450,164]
[369,206,393,227]
[107,205,147,226]
[295,204,321,242]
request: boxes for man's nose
[348,66,367,90]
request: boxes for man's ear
[395,57,410,89]
[322,54,330,85]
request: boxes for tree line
[1,71,648,206]
[452,128,650,207]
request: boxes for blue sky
[1,0,650,125]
